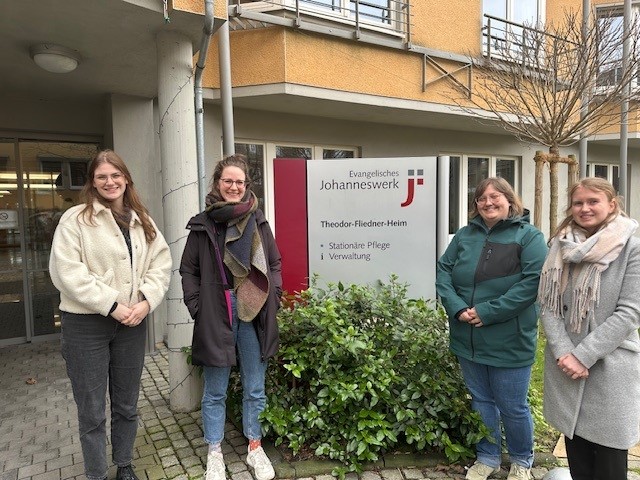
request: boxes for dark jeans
[61,312,146,480]
[565,434,628,480]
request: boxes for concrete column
[108,93,168,346]
[157,30,202,412]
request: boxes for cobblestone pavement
[1,340,639,480]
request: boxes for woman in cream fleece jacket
[49,150,171,480]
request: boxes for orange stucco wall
[203,28,287,88]
[196,0,638,133]
[170,0,226,18]
[410,1,482,56]
[547,0,581,23]
[202,26,463,105]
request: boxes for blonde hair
[550,177,625,241]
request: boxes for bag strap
[211,222,233,327]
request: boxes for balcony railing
[597,60,640,89]
[482,14,567,64]
[483,14,639,91]
[230,0,411,40]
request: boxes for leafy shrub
[244,275,487,474]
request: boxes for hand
[110,303,133,323]
[458,307,484,327]
[557,353,589,379]
[120,300,150,327]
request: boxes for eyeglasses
[475,192,504,205]
[94,172,124,183]
[220,178,249,188]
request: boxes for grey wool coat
[541,236,640,450]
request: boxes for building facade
[0,0,638,407]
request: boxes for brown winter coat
[180,209,282,367]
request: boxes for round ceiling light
[29,44,81,74]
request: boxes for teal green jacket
[436,211,547,367]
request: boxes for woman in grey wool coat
[538,177,640,480]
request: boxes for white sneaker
[205,450,226,480]
[246,446,275,480]
[466,461,500,480]
[507,463,532,480]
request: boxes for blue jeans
[458,357,534,469]
[61,312,146,480]
[202,293,267,445]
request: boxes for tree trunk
[534,151,545,230]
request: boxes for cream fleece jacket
[49,201,171,316]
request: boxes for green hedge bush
[245,276,487,474]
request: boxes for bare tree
[450,8,640,232]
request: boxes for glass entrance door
[0,141,26,341]
[0,140,98,345]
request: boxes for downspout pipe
[219,21,235,156]
[578,0,589,179]
[619,0,631,210]
[195,0,215,212]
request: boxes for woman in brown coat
[180,154,282,480]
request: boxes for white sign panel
[0,210,18,230]
[307,157,437,299]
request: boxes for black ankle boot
[116,465,139,480]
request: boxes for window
[234,140,359,222]
[483,0,543,26]
[448,154,519,234]
[483,0,545,58]
[235,143,266,210]
[587,163,621,193]
[596,5,640,88]
[39,157,89,190]
[323,148,355,159]
[585,162,632,208]
[289,0,396,26]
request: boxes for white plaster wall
[203,106,640,238]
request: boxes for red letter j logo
[401,169,423,207]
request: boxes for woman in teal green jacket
[436,177,547,480]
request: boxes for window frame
[38,157,89,191]
[482,0,546,60]
[595,4,640,90]
[483,0,545,26]
[446,153,520,234]
[234,139,359,227]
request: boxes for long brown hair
[80,149,157,243]
[469,177,524,219]
[550,177,625,241]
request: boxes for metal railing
[231,0,411,41]
[482,14,568,65]
[597,60,640,88]
[483,14,639,90]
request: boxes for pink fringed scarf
[538,215,637,333]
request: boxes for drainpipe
[578,0,589,179]
[195,0,215,212]
[219,20,236,156]
[619,0,631,210]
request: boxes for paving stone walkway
[1,340,639,480]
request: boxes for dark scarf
[207,191,270,321]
